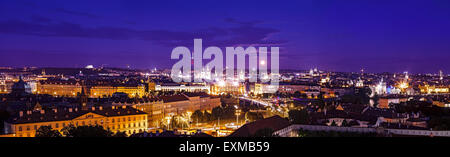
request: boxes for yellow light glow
[260,60,266,65]
[399,82,408,89]
[218,80,226,87]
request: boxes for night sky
[0,0,449,74]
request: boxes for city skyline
[1,0,450,74]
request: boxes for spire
[80,80,88,110]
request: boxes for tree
[245,112,264,122]
[288,109,310,124]
[330,120,337,126]
[112,131,128,137]
[341,119,348,127]
[62,125,114,137]
[203,111,212,122]
[191,110,204,123]
[211,106,224,120]
[35,126,62,137]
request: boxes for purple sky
[0,0,449,74]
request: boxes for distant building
[10,76,32,97]
[3,106,148,137]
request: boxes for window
[18,126,22,131]
[34,125,37,130]
[112,119,115,123]
[55,123,59,128]
[26,126,30,131]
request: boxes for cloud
[30,15,53,23]
[54,8,100,19]
[0,17,286,48]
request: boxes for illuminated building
[320,74,330,84]
[37,80,82,97]
[154,83,210,93]
[210,81,245,95]
[419,85,450,94]
[3,106,148,137]
[90,84,146,98]
[0,76,9,94]
[378,96,408,109]
[10,76,32,97]
[355,78,364,87]
[373,78,387,95]
[113,98,164,128]
[116,93,221,127]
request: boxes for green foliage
[112,131,128,137]
[330,120,337,126]
[191,110,204,123]
[35,126,62,137]
[61,125,115,137]
[341,119,348,127]
[170,115,189,129]
[245,112,264,122]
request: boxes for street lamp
[235,105,241,126]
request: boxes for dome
[10,76,32,96]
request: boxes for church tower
[80,80,88,110]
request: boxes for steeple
[80,80,88,110]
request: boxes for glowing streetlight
[260,60,266,65]
[218,80,226,87]
[399,82,408,89]
[234,105,241,126]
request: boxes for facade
[210,83,245,95]
[3,106,148,137]
[90,85,146,98]
[378,97,408,109]
[113,98,164,128]
[113,93,221,128]
[154,84,210,93]
[10,76,32,96]
[37,80,82,97]
[419,85,450,94]
[37,80,146,98]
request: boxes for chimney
[19,111,23,117]
[69,108,73,112]
[40,110,45,114]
